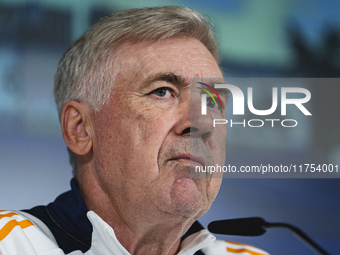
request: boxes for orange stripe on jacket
[0,220,34,241]
[0,212,18,220]
[227,247,266,255]
[225,241,261,249]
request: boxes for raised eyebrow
[196,78,225,86]
[143,72,189,88]
[216,89,229,103]
[195,79,229,100]
[215,88,229,95]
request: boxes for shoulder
[0,210,63,255]
[201,239,270,255]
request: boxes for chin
[171,199,205,219]
[169,178,208,218]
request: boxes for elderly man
[0,6,268,255]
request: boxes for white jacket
[0,180,269,255]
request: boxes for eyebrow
[196,78,225,87]
[143,72,189,88]
[195,79,229,97]
[196,80,230,108]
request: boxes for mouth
[169,153,206,167]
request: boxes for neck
[76,165,196,255]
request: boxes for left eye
[207,97,217,109]
[153,87,172,97]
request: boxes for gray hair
[54,6,219,174]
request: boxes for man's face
[91,38,226,224]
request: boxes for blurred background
[0,0,339,254]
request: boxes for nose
[173,90,214,141]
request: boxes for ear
[61,101,93,156]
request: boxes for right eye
[152,87,173,98]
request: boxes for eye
[153,87,172,98]
[206,96,223,110]
[207,97,216,109]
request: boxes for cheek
[127,100,175,144]
[94,89,179,155]
[93,101,176,172]
[209,126,227,156]
[134,117,173,162]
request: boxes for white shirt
[0,210,269,255]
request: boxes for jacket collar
[46,179,92,247]
[47,178,212,254]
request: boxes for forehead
[114,38,223,84]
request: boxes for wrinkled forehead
[112,38,223,88]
